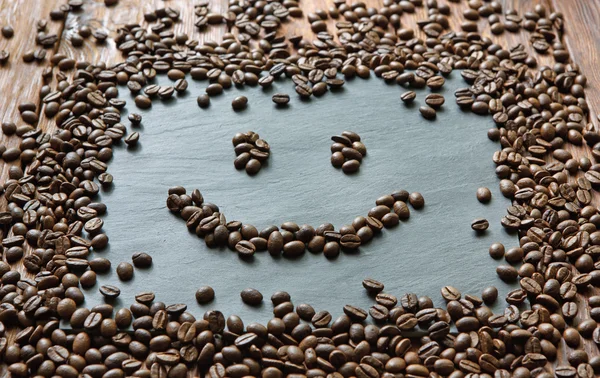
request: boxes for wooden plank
[549,0,600,366]
[58,0,157,66]
[0,0,64,195]
[0,0,65,361]
[552,0,600,126]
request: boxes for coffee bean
[323,241,340,258]
[125,132,139,146]
[362,278,384,294]
[295,303,315,321]
[408,192,425,209]
[246,159,261,174]
[272,93,290,105]
[235,240,256,257]
[197,94,210,108]
[241,288,263,306]
[401,91,416,103]
[331,151,344,168]
[196,286,215,304]
[132,252,152,268]
[206,83,223,96]
[343,304,368,321]
[419,106,436,119]
[99,285,121,299]
[342,159,360,174]
[1,26,13,38]
[425,93,445,107]
[134,95,152,109]
[496,265,518,282]
[116,262,134,281]
[471,218,489,231]
[476,187,492,203]
[312,310,332,327]
[283,240,305,257]
[232,96,248,110]
[482,286,498,304]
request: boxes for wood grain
[549,0,600,366]
[0,0,63,198]
[0,1,65,354]
[1,0,600,375]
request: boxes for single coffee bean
[272,93,290,105]
[232,96,248,110]
[342,159,360,174]
[124,132,139,146]
[246,159,261,175]
[196,286,215,304]
[116,262,134,281]
[476,187,492,203]
[340,234,361,249]
[1,26,14,38]
[235,240,256,257]
[482,286,498,304]
[496,265,518,282]
[296,303,316,321]
[206,83,223,96]
[401,91,416,103]
[283,240,305,257]
[241,288,263,306]
[489,242,505,259]
[363,278,384,294]
[471,218,489,231]
[99,285,121,299]
[419,105,436,119]
[134,95,152,109]
[408,192,425,209]
[132,252,152,268]
[197,94,210,108]
[425,93,445,107]
[331,151,344,168]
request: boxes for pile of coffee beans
[232,131,270,175]
[166,187,421,259]
[0,0,598,376]
[330,131,367,174]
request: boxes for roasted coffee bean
[425,93,445,107]
[401,91,416,103]
[232,96,248,110]
[116,262,134,281]
[99,285,121,299]
[419,105,436,119]
[471,218,489,231]
[482,286,498,304]
[340,234,361,249]
[496,265,518,282]
[296,303,315,321]
[235,240,256,257]
[363,278,384,294]
[196,286,215,304]
[197,94,210,108]
[283,240,305,257]
[241,288,263,306]
[246,159,261,175]
[408,192,425,209]
[476,187,492,203]
[272,93,290,105]
[342,159,360,174]
[132,252,152,268]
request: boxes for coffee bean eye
[232,131,271,175]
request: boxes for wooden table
[0,0,599,374]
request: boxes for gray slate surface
[83,72,519,326]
